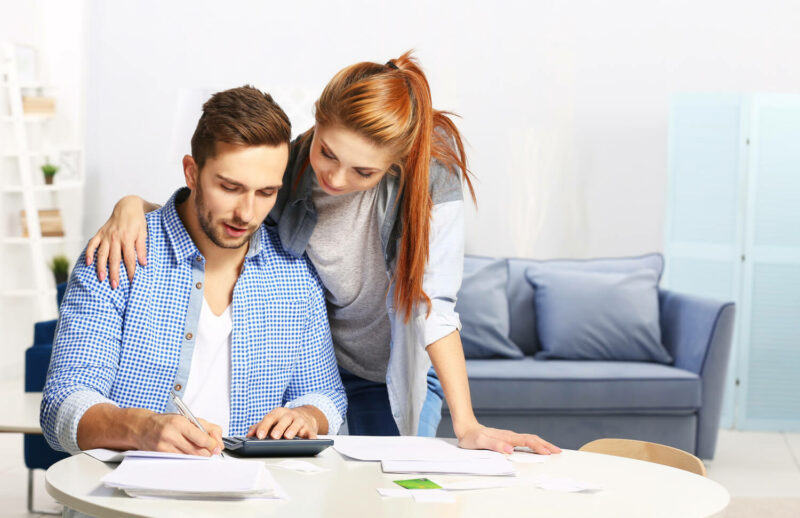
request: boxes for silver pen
[170,389,224,456]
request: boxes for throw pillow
[456,259,524,359]
[525,267,672,363]
[506,253,665,355]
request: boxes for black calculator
[222,436,333,457]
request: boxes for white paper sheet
[433,477,532,491]
[85,448,212,463]
[332,436,502,462]
[432,476,601,493]
[380,457,516,476]
[102,456,280,499]
[377,475,601,499]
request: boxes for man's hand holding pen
[133,410,223,456]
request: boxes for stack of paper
[101,456,281,499]
[332,436,516,476]
[85,448,213,463]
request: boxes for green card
[394,478,442,490]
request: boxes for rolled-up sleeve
[422,199,465,347]
[283,269,347,434]
[52,390,117,454]
[40,251,126,453]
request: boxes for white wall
[1,0,798,395]
[80,0,800,261]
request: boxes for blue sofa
[437,254,735,460]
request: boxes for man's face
[189,141,287,249]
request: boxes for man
[41,86,346,456]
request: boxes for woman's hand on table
[456,422,561,455]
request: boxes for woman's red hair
[312,51,475,322]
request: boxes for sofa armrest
[33,319,57,346]
[25,342,54,392]
[659,289,736,459]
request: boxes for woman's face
[309,124,395,196]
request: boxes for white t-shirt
[182,298,232,436]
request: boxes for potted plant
[41,163,59,184]
[49,254,70,285]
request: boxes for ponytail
[314,51,475,322]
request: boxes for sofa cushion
[506,253,665,355]
[465,358,700,412]
[507,258,540,356]
[526,267,672,364]
[456,258,523,359]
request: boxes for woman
[87,51,560,455]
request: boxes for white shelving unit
[1,42,85,321]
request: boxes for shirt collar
[291,161,316,208]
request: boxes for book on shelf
[20,209,64,237]
[22,96,56,115]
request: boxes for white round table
[46,446,729,517]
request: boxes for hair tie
[385,60,399,70]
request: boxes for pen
[170,389,224,457]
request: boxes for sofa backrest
[462,253,666,357]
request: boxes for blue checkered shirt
[41,189,346,454]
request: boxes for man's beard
[194,183,256,249]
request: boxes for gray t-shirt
[306,176,392,383]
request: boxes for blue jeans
[338,366,443,437]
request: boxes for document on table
[331,436,516,476]
[381,458,516,476]
[431,476,602,493]
[85,448,213,463]
[332,436,502,461]
[101,456,284,499]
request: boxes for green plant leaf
[41,164,59,176]
[49,254,70,276]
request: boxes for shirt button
[185,332,193,340]
[174,384,182,391]
[195,256,202,262]
[196,282,202,289]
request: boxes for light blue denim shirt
[268,137,465,436]
[41,189,346,453]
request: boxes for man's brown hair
[191,85,291,171]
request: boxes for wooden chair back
[579,438,707,477]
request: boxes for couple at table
[41,52,560,458]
